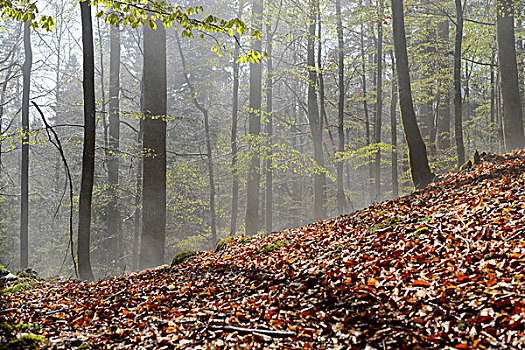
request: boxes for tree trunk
[140,17,167,269]
[360,0,372,203]
[245,0,263,236]
[391,0,434,189]
[265,19,273,233]
[436,20,451,150]
[133,118,142,271]
[335,0,346,215]
[308,0,326,221]
[374,0,383,202]
[390,50,399,198]
[497,0,525,151]
[107,23,121,269]
[78,0,96,281]
[454,0,465,167]
[20,21,31,270]
[230,3,243,236]
[175,34,218,247]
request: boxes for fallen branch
[210,324,295,338]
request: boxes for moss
[170,251,198,267]
[257,240,288,255]
[79,341,92,349]
[14,324,39,333]
[414,226,429,238]
[214,237,233,252]
[0,323,14,334]
[0,283,32,296]
[237,236,254,244]
[0,334,46,350]
[459,160,472,172]
[370,216,403,232]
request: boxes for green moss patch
[0,283,32,296]
[370,216,403,232]
[0,334,46,350]
[170,251,198,267]
[257,240,288,255]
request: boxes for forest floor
[2,150,525,349]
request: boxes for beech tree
[496,0,525,151]
[391,0,434,189]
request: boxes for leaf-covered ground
[2,150,525,349]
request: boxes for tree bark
[78,0,96,281]
[245,0,263,236]
[265,19,273,233]
[175,34,218,247]
[308,0,326,221]
[230,2,243,236]
[390,50,399,198]
[497,0,525,151]
[140,17,167,269]
[454,0,465,167]
[107,22,121,269]
[20,21,31,270]
[336,0,345,215]
[391,0,434,189]
[436,20,451,150]
[374,0,383,202]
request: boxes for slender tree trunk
[497,0,525,151]
[454,0,465,167]
[390,50,399,198]
[20,21,31,270]
[360,0,372,203]
[230,2,243,236]
[78,0,96,281]
[308,0,326,221]
[490,53,496,145]
[335,0,345,215]
[133,118,142,271]
[140,17,167,269]
[245,0,263,235]
[436,20,451,150]
[175,34,218,247]
[374,0,383,202]
[265,20,273,233]
[391,0,434,189]
[107,23,121,269]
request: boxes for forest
[2,0,525,348]
[0,0,524,282]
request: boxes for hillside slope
[2,150,525,349]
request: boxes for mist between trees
[0,0,523,280]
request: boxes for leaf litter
[2,149,525,349]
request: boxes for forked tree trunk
[140,17,167,269]
[78,0,96,281]
[20,21,31,270]
[497,0,525,151]
[391,0,434,189]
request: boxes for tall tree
[390,50,399,198]
[453,0,465,167]
[265,16,274,233]
[335,0,346,215]
[436,20,451,150]
[497,0,525,151]
[307,0,326,220]
[245,0,263,236]
[20,21,31,270]
[373,0,384,202]
[107,22,121,268]
[78,0,96,281]
[230,2,243,236]
[175,33,218,247]
[139,16,167,269]
[391,0,434,189]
